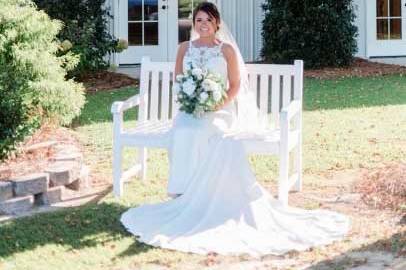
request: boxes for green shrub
[0,0,85,160]
[34,0,119,77]
[261,0,358,68]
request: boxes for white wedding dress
[120,41,350,257]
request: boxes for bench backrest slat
[138,57,303,129]
[150,70,160,121]
[259,73,269,124]
[282,74,292,108]
[161,70,171,121]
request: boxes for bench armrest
[111,95,141,114]
[280,100,301,122]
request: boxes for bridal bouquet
[173,65,227,118]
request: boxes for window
[128,0,159,45]
[376,0,402,40]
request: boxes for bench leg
[292,142,302,192]
[138,147,147,181]
[278,148,289,207]
[113,143,123,198]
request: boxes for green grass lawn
[1,74,405,269]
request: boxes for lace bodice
[183,40,228,81]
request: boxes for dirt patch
[305,58,406,79]
[78,70,138,93]
[356,162,406,211]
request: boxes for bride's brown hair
[192,2,221,31]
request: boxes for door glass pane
[145,0,158,21]
[129,22,143,45]
[376,0,402,40]
[377,0,389,17]
[178,0,206,43]
[390,0,401,17]
[377,19,388,39]
[128,0,160,46]
[145,22,159,45]
[390,18,402,39]
[129,0,142,21]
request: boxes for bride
[121,2,350,257]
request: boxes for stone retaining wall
[0,143,90,216]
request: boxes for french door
[118,0,207,64]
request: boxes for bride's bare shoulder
[175,41,190,61]
[178,41,190,52]
[221,43,237,60]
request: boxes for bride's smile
[194,11,218,40]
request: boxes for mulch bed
[305,58,406,79]
[78,70,138,93]
[0,125,81,181]
[78,58,406,92]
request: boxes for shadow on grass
[0,199,153,258]
[306,230,405,269]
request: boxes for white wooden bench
[111,57,303,206]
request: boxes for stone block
[0,195,34,215]
[12,173,49,196]
[66,165,90,191]
[37,186,64,205]
[0,181,13,202]
[45,161,80,187]
[53,144,80,155]
[51,152,83,163]
[25,141,57,153]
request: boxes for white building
[107,0,406,65]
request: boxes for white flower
[192,68,203,80]
[176,74,184,82]
[182,78,196,96]
[172,82,181,93]
[202,79,216,92]
[213,89,222,102]
[199,92,209,103]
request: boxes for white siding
[218,0,264,62]
[105,0,120,65]
[353,0,366,58]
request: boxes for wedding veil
[191,22,266,133]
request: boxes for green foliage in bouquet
[175,67,227,118]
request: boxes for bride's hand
[214,103,223,111]
[214,99,228,111]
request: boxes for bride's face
[194,11,218,38]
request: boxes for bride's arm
[175,41,189,76]
[221,44,240,108]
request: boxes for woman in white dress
[121,2,350,257]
